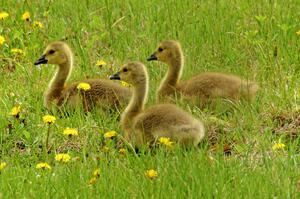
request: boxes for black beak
[147,53,157,61]
[34,55,48,65]
[109,72,121,80]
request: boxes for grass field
[1,0,300,198]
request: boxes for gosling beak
[34,55,48,65]
[109,72,121,80]
[147,53,157,61]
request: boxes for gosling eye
[123,68,128,72]
[158,47,163,52]
[49,49,55,55]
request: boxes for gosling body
[147,40,259,106]
[34,41,131,111]
[110,61,205,148]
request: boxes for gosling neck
[161,54,183,89]
[45,58,73,108]
[122,78,148,122]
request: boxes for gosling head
[34,41,72,66]
[147,40,182,65]
[109,61,147,86]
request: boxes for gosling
[34,41,131,112]
[147,40,259,107]
[109,61,205,148]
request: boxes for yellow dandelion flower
[11,48,24,55]
[0,35,5,46]
[104,130,117,139]
[96,60,106,67]
[158,137,173,148]
[272,143,286,150]
[33,20,43,29]
[120,81,131,87]
[0,12,9,20]
[10,105,21,116]
[0,162,7,170]
[88,177,97,185]
[93,169,100,178]
[77,82,91,91]
[22,11,30,21]
[36,162,51,170]
[145,169,158,179]
[42,115,56,124]
[55,153,71,163]
[63,128,78,137]
[296,30,300,36]
[119,148,126,155]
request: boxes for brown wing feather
[57,79,131,111]
[178,72,258,101]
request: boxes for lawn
[0,0,300,198]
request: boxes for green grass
[1,0,300,198]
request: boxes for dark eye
[158,47,163,52]
[123,68,128,72]
[49,50,55,55]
